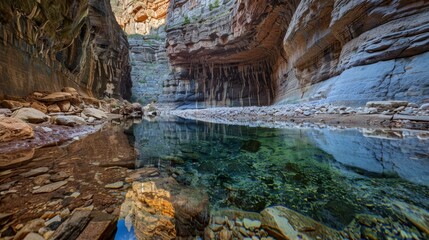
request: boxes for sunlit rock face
[112,0,170,105]
[164,0,429,107]
[0,0,132,99]
[111,0,169,35]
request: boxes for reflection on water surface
[132,117,429,230]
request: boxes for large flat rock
[0,117,34,143]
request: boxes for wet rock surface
[0,122,136,239]
[119,178,209,239]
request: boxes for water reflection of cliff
[134,117,429,187]
[307,128,429,186]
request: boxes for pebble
[45,215,61,226]
[104,181,124,189]
[243,218,261,230]
[23,232,45,240]
[210,224,223,232]
[32,181,68,194]
[20,167,49,178]
[219,229,232,240]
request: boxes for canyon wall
[111,0,170,104]
[0,0,132,99]
[163,0,429,107]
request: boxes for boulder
[0,148,35,169]
[366,101,408,110]
[47,104,61,113]
[1,100,25,110]
[82,108,107,119]
[82,97,100,107]
[57,101,71,112]
[53,116,86,127]
[61,87,79,97]
[0,108,12,117]
[260,206,342,240]
[0,117,34,142]
[120,179,209,239]
[12,108,48,123]
[419,103,429,111]
[30,101,48,114]
[40,92,73,102]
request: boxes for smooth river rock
[261,206,342,240]
[12,108,48,123]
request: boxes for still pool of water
[126,116,429,235]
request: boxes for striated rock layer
[111,0,169,35]
[163,0,429,107]
[111,0,170,104]
[0,0,132,99]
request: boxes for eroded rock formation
[0,0,132,99]
[163,0,429,107]
[112,0,170,104]
[111,0,169,35]
[120,179,210,239]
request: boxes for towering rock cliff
[111,0,170,104]
[0,0,132,99]
[164,0,429,107]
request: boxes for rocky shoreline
[169,101,429,131]
[0,87,150,239]
[1,97,429,239]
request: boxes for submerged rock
[241,140,261,153]
[261,206,342,240]
[393,201,429,235]
[0,117,34,143]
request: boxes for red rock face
[164,0,429,107]
[0,0,132,100]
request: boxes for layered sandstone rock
[0,0,132,99]
[120,178,209,239]
[111,0,169,35]
[163,0,429,107]
[112,0,170,104]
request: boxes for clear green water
[132,117,429,231]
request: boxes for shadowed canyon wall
[0,0,132,99]
[162,0,429,107]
